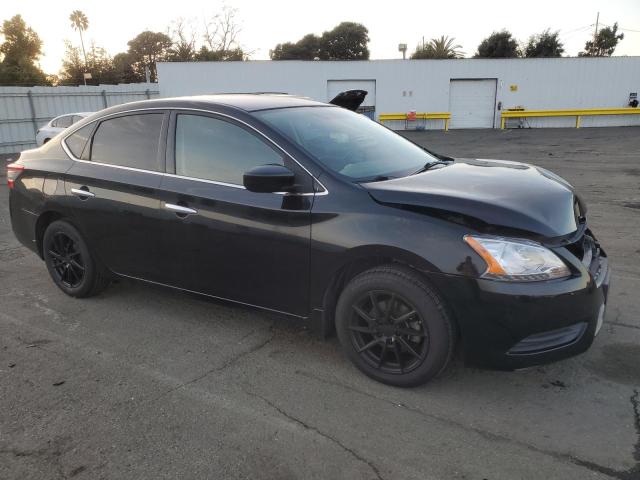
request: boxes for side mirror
[243,164,295,193]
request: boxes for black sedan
[7,94,610,387]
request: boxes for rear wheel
[335,265,455,387]
[43,220,109,297]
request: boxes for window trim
[61,106,328,196]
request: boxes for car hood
[363,159,581,238]
[329,90,367,111]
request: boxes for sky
[3,0,640,75]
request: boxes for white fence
[0,83,160,154]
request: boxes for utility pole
[594,11,600,41]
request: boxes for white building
[157,57,640,129]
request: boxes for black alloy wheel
[43,220,109,297]
[47,231,85,288]
[336,265,455,387]
[348,290,429,374]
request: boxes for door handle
[163,203,198,216]
[71,187,95,198]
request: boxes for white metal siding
[449,79,496,129]
[157,58,640,130]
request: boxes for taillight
[6,163,24,189]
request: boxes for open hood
[329,90,367,111]
[363,159,581,238]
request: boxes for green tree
[69,10,89,66]
[59,41,122,85]
[411,36,463,59]
[524,29,564,57]
[271,34,321,60]
[126,31,172,81]
[112,52,143,83]
[0,15,49,85]
[579,23,624,57]
[271,22,369,60]
[194,46,245,61]
[319,22,369,60]
[475,30,520,58]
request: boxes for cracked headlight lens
[464,235,571,281]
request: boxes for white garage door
[449,79,497,129]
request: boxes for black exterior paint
[9,95,610,369]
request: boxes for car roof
[99,94,331,116]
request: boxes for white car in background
[36,112,93,146]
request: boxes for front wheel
[43,220,109,297]
[335,265,455,387]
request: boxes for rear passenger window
[90,114,164,171]
[53,116,73,128]
[175,114,283,185]
[65,123,95,159]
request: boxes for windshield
[254,106,438,181]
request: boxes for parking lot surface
[1,127,639,480]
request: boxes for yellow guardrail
[379,112,451,131]
[500,108,640,129]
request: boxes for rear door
[64,111,169,280]
[156,111,314,316]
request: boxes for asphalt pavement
[1,127,639,479]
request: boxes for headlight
[464,235,570,281]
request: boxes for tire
[335,265,455,387]
[42,220,109,297]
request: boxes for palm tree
[69,10,89,66]
[430,36,464,58]
[411,35,464,59]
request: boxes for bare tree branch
[203,5,241,53]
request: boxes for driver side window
[175,114,284,185]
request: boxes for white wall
[0,83,160,154]
[157,57,640,129]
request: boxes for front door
[157,111,314,316]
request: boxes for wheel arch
[35,211,65,258]
[313,245,456,338]
[35,210,84,259]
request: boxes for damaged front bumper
[429,229,611,370]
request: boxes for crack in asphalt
[294,369,636,480]
[245,389,385,480]
[605,321,640,331]
[631,390,640,467]
[142,323,276,406]
[0,437,70,479]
